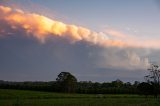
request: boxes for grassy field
[0,89,160,106]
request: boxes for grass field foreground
[0,89,160,106]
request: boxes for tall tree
[145,64,160,97]
[56,72,77,93]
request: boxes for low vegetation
[0,89,160,106]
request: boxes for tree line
[0,72,151,95]
[0,64,160,97]
[0,78,139,94]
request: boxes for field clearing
[0,89,160,106]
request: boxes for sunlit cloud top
[1,5,160,49]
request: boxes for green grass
[0,89,160,106]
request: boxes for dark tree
[111,79,123,88]
[144,64,160,97]
[133,81,140,87]
[56,72,77,93]
[137,82,153,97]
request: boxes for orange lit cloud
[105,29,160,49]
[105,29,127,39]
[0,5,127,47]
[0,5,160,49]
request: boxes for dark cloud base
[0,33,152,82]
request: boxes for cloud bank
[0,5,157,74]
[0,5,127,47]
[1,5,160,49]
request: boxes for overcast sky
[0,0,160,82]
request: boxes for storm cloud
[0,5,159,82]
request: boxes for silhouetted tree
[144,64,160,98]
[133,81,140,87]
[137,82,153,97]
[56,72,77,93]
[111,79,123,88]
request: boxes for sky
[0,0,160,82]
